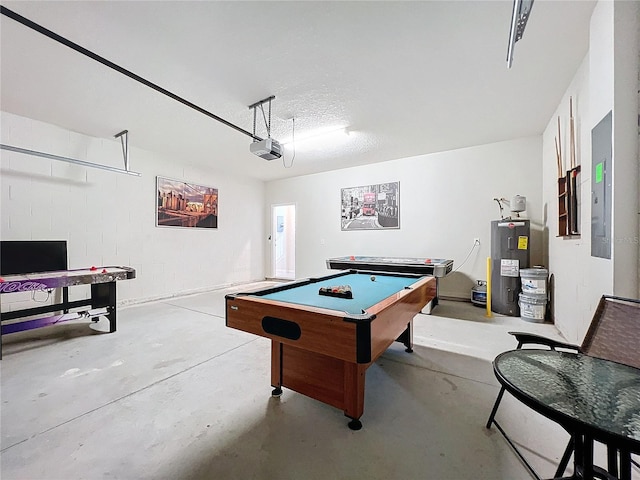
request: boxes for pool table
[225,270,437,429]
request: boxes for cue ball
[370,275,376,281]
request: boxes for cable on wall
[452,239,481,273]
[0,5,263,142]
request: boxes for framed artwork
[156,176,218,228]
[341,182,399,231]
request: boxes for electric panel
[591,111,612,259]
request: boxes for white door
[272,204,296,279]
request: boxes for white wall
[612,0,640,298]
[542,0,639,344]
[541,53,599,343]
[265,137,543,300]
[1,111,266,308]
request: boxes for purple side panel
[2,314,67,334]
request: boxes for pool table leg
[347,418,362,430]
[344,362,366,430]
[395,321,413,353]
[271,341,283,396]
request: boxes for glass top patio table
[493,349,640,479]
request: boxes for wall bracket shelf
[557,165,580,237]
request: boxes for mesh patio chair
[486,295,640,480]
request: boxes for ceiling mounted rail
[0,142,142,177]
[0,5,263,142]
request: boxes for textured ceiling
[0,1,596,181]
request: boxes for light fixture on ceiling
[282,125,351,151]
[506,0,534,69]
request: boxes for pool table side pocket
[226,295,361,363]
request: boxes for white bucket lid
[519,292,547,304]
[520,268,548,277]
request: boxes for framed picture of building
[156,176,218,228]
[341,182,399,231]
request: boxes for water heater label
[518,236,528,250]
[500,259,520,277]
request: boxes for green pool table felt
[259,273,424,315]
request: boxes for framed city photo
[156,176,218,228]
[341,182,399,231]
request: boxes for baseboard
[118,277,271,308]
[439,295,472,303]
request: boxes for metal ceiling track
[1,129,142,177]
[0,5,262,142]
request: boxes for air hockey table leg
[91,281,117,333]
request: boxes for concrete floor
[1,283,632,479]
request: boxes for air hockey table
[326,256,453,309]
[0,266,135,358]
